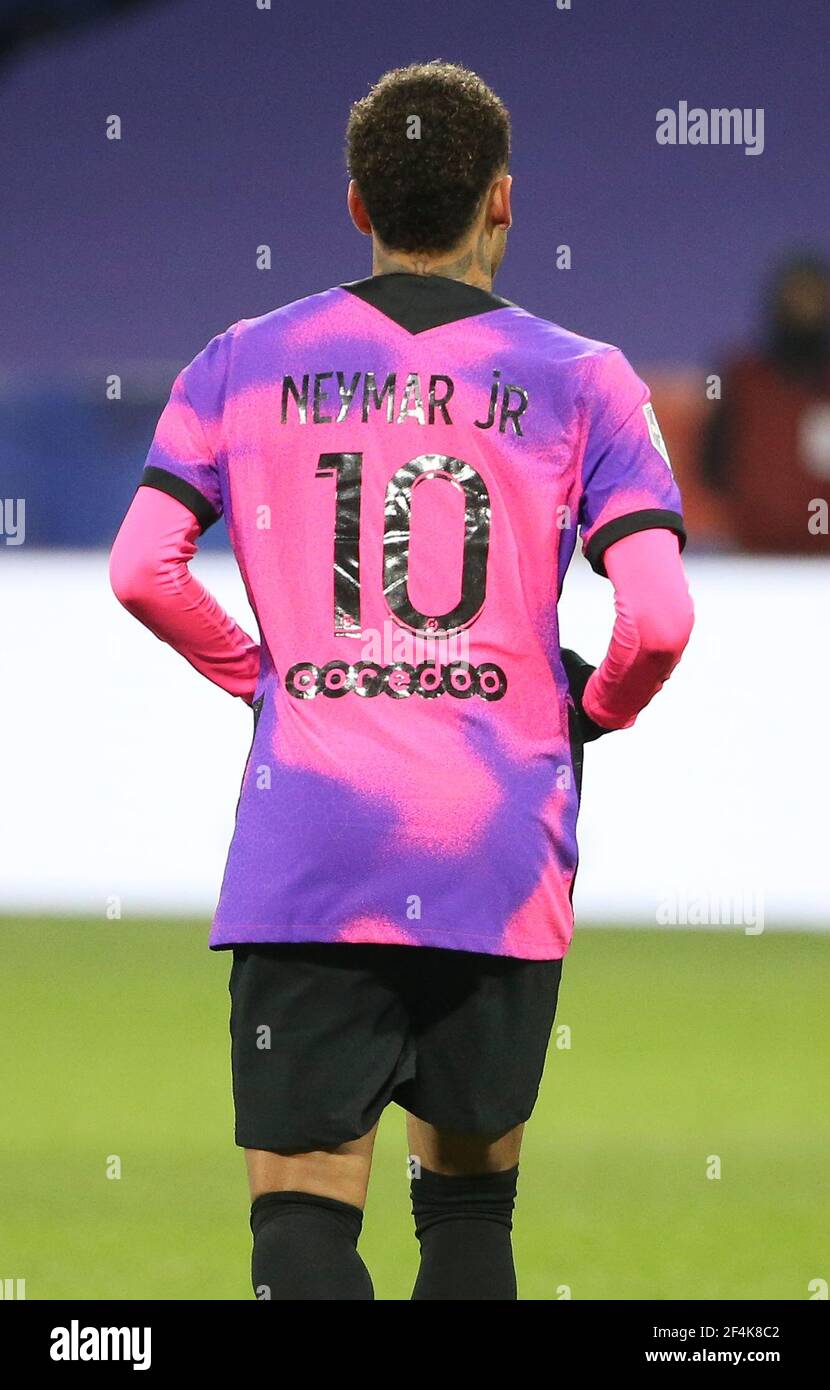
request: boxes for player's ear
[348,180,373,236]
[489,174,512,232]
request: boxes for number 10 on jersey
[316,451,492,640]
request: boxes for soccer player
[110,62,694,1301]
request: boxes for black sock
[410,1165,519,1301]
[250,1190,374,1301]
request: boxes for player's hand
[560,647,610,743]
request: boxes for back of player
[112,61,693,1301]
[145,276,682,961]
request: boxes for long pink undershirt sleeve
[109,487,261,703]
[581,528,694,732]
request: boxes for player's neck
[371,236,494,292]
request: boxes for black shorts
[229,942,563,1152]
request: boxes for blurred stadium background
[0,0,827,1300]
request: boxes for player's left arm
[110,485,260,701]
[110,326,261,702]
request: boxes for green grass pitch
[0,920,826,1300]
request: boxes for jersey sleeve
[578,347,686,576]
[140,327,236,531]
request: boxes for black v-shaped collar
[341,272,515,335]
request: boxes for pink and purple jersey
[140,273,685,959]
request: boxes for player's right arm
[581,527,694,731]
[573,346,695,732]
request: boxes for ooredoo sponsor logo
[285,659,508,701]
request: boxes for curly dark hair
[346,61,510,255]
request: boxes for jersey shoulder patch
[642,402,672,470]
